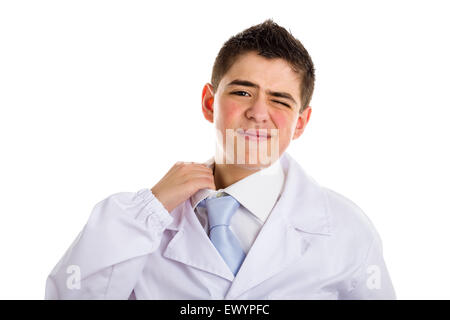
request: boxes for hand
[150,161,216,213]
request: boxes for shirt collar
[171,151,332,236]
[190,157,285,223]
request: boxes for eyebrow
[226,79,298,106]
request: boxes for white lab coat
[45,152,396,299]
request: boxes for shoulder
[322,187,381,248]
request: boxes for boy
[45,19,396,299]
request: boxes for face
[202,51,312,170]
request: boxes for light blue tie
[198,195,246,275]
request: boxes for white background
[1,0,449,299]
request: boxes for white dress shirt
[190,157,285,254]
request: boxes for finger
[194,176,216,190]
[181,164,214,174]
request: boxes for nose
[245,95,270,123]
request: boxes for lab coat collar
[278,151,333,236]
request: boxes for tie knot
[200,195,240,228]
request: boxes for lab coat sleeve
[45,188,173,299]
[340,231,397,300]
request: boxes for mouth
[236,128,272,140]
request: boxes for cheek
[271,112,290,131]
[218,102,241,127]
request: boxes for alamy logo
[66,265,81,290]
[215,128,280,165]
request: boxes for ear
[292,106,312,140]
[201,83,215,123]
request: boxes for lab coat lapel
[162,199,235,282]
[224,152,333,299]
[224,200,305,299]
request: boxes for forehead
[220,51,301,97]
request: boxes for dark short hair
[211,19,315,113]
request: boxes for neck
[213,162,270,190]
